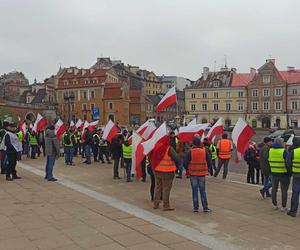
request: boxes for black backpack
[64,133,71,145]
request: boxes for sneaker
[272,204,278,210]
[259,189,265,199]
[266,192,271,198]
[48,178,57,182]
[203,208,212,213]
[13,176,22,180]
[113,176,121,180]
[193,209,199,213]
[280,207,288,212]
[6,176,13,181]
[287,211,296,217]
[126,179,133,182]
[176,175,182,179]
[163,207,175,211]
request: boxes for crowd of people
[0,119,300,218]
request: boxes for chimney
[287,66,295,72]
[203,67,209,80]
[250,68,256,78]
[231,68,237,73]
[266,59,275,64]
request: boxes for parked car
[269,129,295,142]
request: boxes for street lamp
[64,92,75,123]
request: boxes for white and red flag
[18,117,27,139]
[32,113,47,133]
[88,120,99,132]
[128,120,157,144]
[178,123,209,143]
[70,120,76,131]
[232,118,255,161]
[102,120,119,142]
[188,118,197,126]
[207,117,224,142]
[156,87,177,113]
[75,119,83,130]
[55,119,68,139]
[132,131,144,177]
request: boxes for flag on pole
[32,113,47,133]
[55,119,68,139]
[88,120,99,131]
[178,124,209,143]
[18,117,27,139]
[232,118,255,162]
[188,118,197,126]
[70,120,76,131]
[75,119,83,129]
[102,120,119,142]
[132,131,144,178]
[155,87,177,113]
[207,117,224,142]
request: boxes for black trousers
[0,150,6,173]
[247,163,255,184]
[93,145,99,161]
[147,166,155,201]
[31,145,38,159]
[272,175,290,207]
[6,152,17,178]
[113,157,120,178]
[99,147,110,162]
[141,158,146,181]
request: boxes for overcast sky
[1,0,300,83]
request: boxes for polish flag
[70,120,76,131]
[75,119,83,129]
[232,118,255,161]
[207,117,224,142]
[141,122,170,170]
[132,131,144,178]
[156,87,177,113]
[178,124,209,143]
[88,120,99,132]
[32,113,47,133]
[188,118,197,126]
[142,121,157,140]
[102,120,119,142]
[18,117,27,139]
[55,119,68,139]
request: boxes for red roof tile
[279,70,300,84]
[61,68,108,79]
[231,73,253,87]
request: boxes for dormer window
[262,75,270,84]
[213,80,220,87]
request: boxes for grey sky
[1,0,300,83]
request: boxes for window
[82,103,87,111]
[202,104,207,111]
[109,102,113,109]
[238,91,244,98]
[83,91,87,100]
[291,101,298,110]
[191,93,196,99]
[225,103,231,111]
[202,92,207,98]
[275,101,281,110]
[252,102,258,111]
[213,80,220,87]
[292,89,298,95]
[238,103,244,111]
[214,92,218,98]
[91,103,95,111]
[213,103,219,111]
[226,92,231,98]
[263,88,270,97]
[252,89,258,97]
[263,102,269,110]
[275,88,282,96]
[263,75,271,84]
[191,104,196,111]
[91,91,95,99]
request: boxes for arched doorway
[25,112,36,122]
[201,118,208,123]
[276,118,281,128]
[262,117,271,128]
[252,119,257,128]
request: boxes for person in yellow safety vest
[122,140,133,182]
[214,133,233,179]
[287,137,300,217]
[74,128,82,156]
[153,144,180,211]
[185,138,212,213]
[63,129,75,166]
[29,130,38,159]
[268,137,290,211]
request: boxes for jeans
[214,158,230,179]
[271,175,290,207]
[85,145,91,163]
[209,159,216,176]
[290,177,300,215]
[262,175,272,195]
[45,156,56,179]
[64,147,74,164]
[190,175,209,211]
[113,157,120,177]
[30,145,38,159]
[124,158,132,180]
[176,158,184,177]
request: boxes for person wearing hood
[3,122,22,181]
[122,139,132,182]
[286,137,300,217]
[0,121,9,174]
[44,125,60,181]
[268,137,290,211]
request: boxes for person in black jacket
[110,134,123,179]
[244,143,257,184]
[83,128,93,164]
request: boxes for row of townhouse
[185,59,300,129]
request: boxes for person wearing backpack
[63,129,75,166]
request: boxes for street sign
[92,108,100,120]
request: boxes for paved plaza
[0,155,299,250]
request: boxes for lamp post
[64,92,75,123]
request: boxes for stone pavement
[4,155,300,249]
[0,169,209,250]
